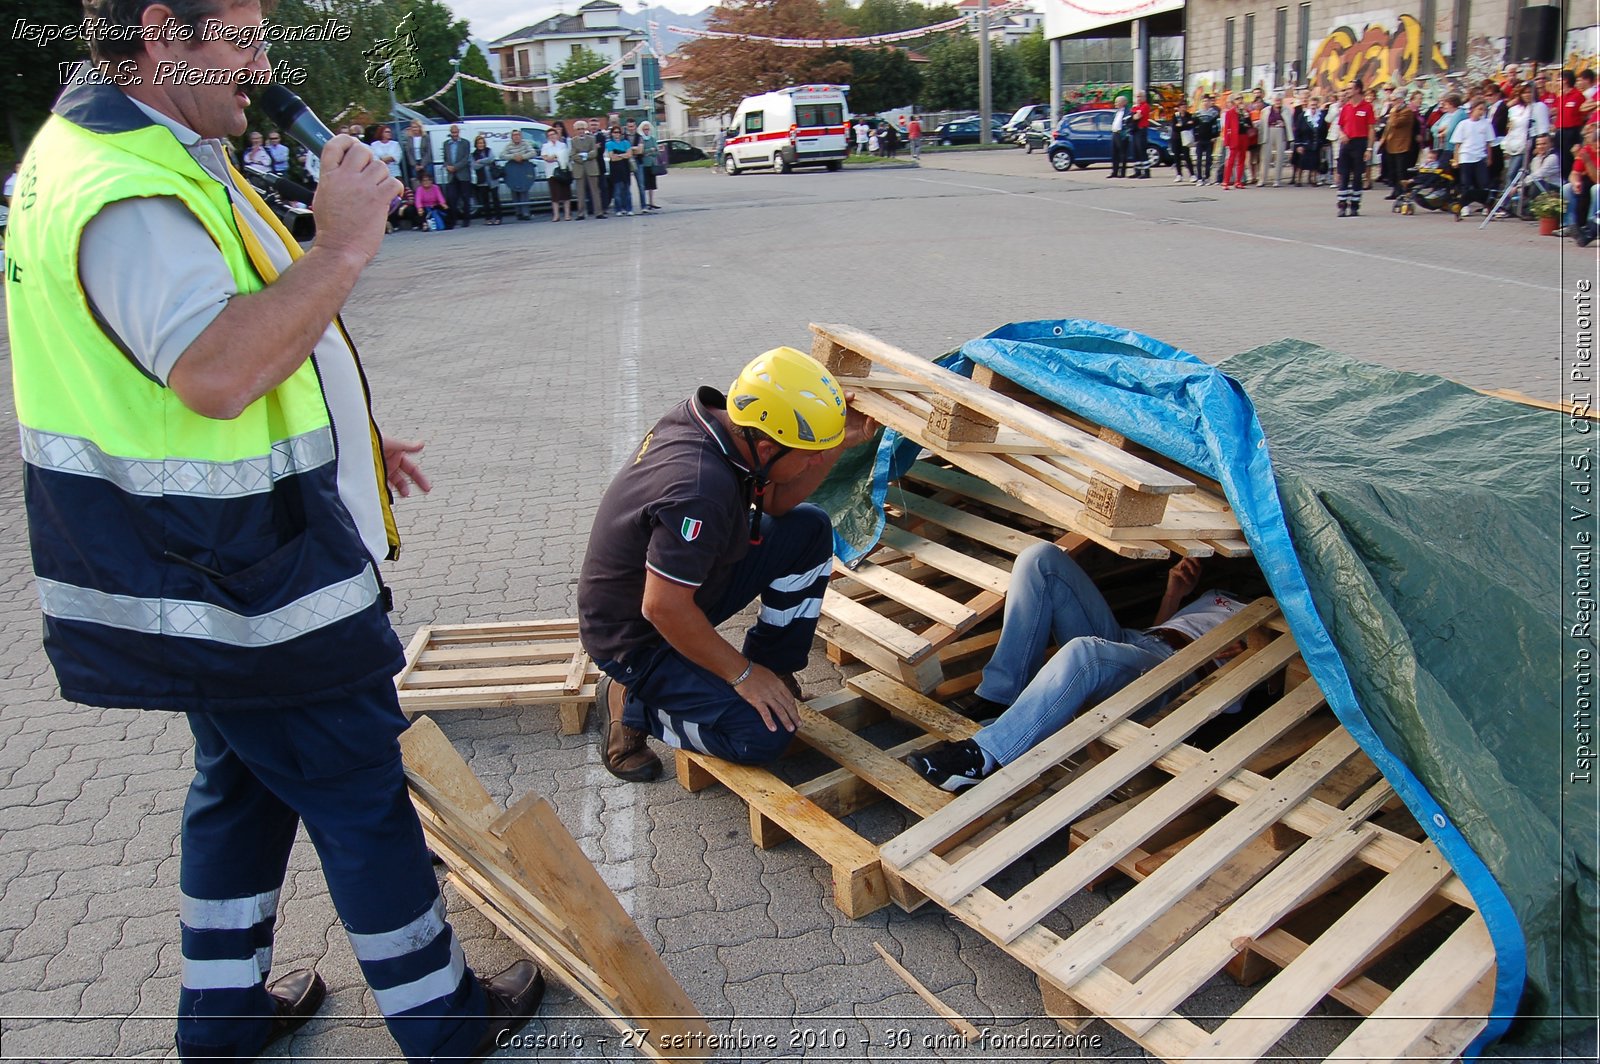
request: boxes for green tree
[457,44,504,114]
[918,34,1028,113]
[679,0,852,117]
[1010,27,1049,104]
[386,0,472,105]
[554,47,618,117]
[839,48,923,114]
[2,0,91,163]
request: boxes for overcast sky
[458,0,712,42]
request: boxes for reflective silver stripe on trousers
[19,424,335,498]
[36,565,381,647]
[758,596,823,628]
[180,888,280,930]
[347,897,447,963]
[371,935,466,1016]
[181,948,274,990]
[768,558,832,593]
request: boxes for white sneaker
[1173,175,1184,183]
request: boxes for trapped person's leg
[973,635,1169,766]
[976,543,1125,706]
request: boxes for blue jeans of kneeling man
[972,543,1176,766]
[597,504,833,765]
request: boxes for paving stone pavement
[0,154,1595,1063]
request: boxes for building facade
[490,0,649,115]
[1183,0,1598,102]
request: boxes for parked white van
[723,85,850,175]
[417,118,554,210]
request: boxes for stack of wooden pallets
[673,326,1495,1062]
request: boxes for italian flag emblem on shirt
[681,517,703,542]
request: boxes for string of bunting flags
[659,2,1027,49]
[400,44,645,106]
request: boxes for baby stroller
[1394,161,1459,216]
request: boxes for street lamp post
[449,57,465,118]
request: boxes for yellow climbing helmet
[727,347,847,451]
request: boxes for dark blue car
[1046,109,1172,172]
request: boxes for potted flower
[1530,191,1564,236]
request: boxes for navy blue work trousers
[177,683,486,1062]
[598,503,833,765]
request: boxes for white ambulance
[723,84,850,175]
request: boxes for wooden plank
[820,588,935,662]
[816,617,946,693]
[979,675,1325,942]
[1198,840,1457,1060]
[1477,386,1600,419]
[879,599,1282,872]
[901,461,1059,526]
[873,943,982,1043]
[680,752,888,918]
[393,626,433,692]
[403,663,574,688]
[1039,727,1361,987]
[813,323,1195,493]
[1076,509,1243,541]
[1114,789,1393,1034]
[935,633,1305,914]
[895,492,1050,557]
[834,557,979,630]
[796,707,953,819]
[847,670,988,742]
[398,682,597,711]
[874,525,1013,595]
[422,620,582,644]
[417,642,585,666]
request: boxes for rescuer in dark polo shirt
[578,348,876,780]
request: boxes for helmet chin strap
[740,426,788,545]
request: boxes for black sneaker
[906,740,991,792]
[948,692,1007,722]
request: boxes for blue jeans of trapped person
[611,170,634,214]
[177,683,487,1062]
[1564,180,1596,230]
[597,504,834,765]
[971,543,1174,766]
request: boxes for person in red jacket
[1221,97,1251,188]
[1555,69,1588,173]
[1336,79,1376,216]
[1131,91,1153,178]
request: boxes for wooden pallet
[820,470,1086,692]
[395,619,596,734]
[877,600,1495,1063]
[673,636,1061,918]
[811,322,1247,559]
[401,717,712,1062]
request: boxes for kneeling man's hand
[735,665,800,733]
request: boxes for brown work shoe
[778,671,804,701]
[597,674,662,782]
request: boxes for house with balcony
[490,0,649,115]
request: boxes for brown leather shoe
[778,672,804,701]
[598,674,661,781]
[470,959,546,1061]
[264,969,326,1044]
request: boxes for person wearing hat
[578,349,878,780]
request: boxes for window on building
[1242,13,1255,90]
[1273,8,1286,88]
[1224,18,1236,91]
[623,76,640,105]
[1059,36,1133,88]
[1450,0,1469,73]
[500,54,515,79]
[517,48,530,77]
[571,42,583,57]
[1298,4,1311,88]
[1149,35,1183,84]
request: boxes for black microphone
[261,84,335,155]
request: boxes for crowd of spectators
[236,114,668,232]
[1156,66,1599,235]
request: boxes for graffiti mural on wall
[1567,26,1600,74]
[1307,13,1448,94]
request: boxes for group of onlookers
[852,116,922,160]
[1137,66,1599,232]
[238,116,665,233]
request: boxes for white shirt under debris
[78,96,388,560]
